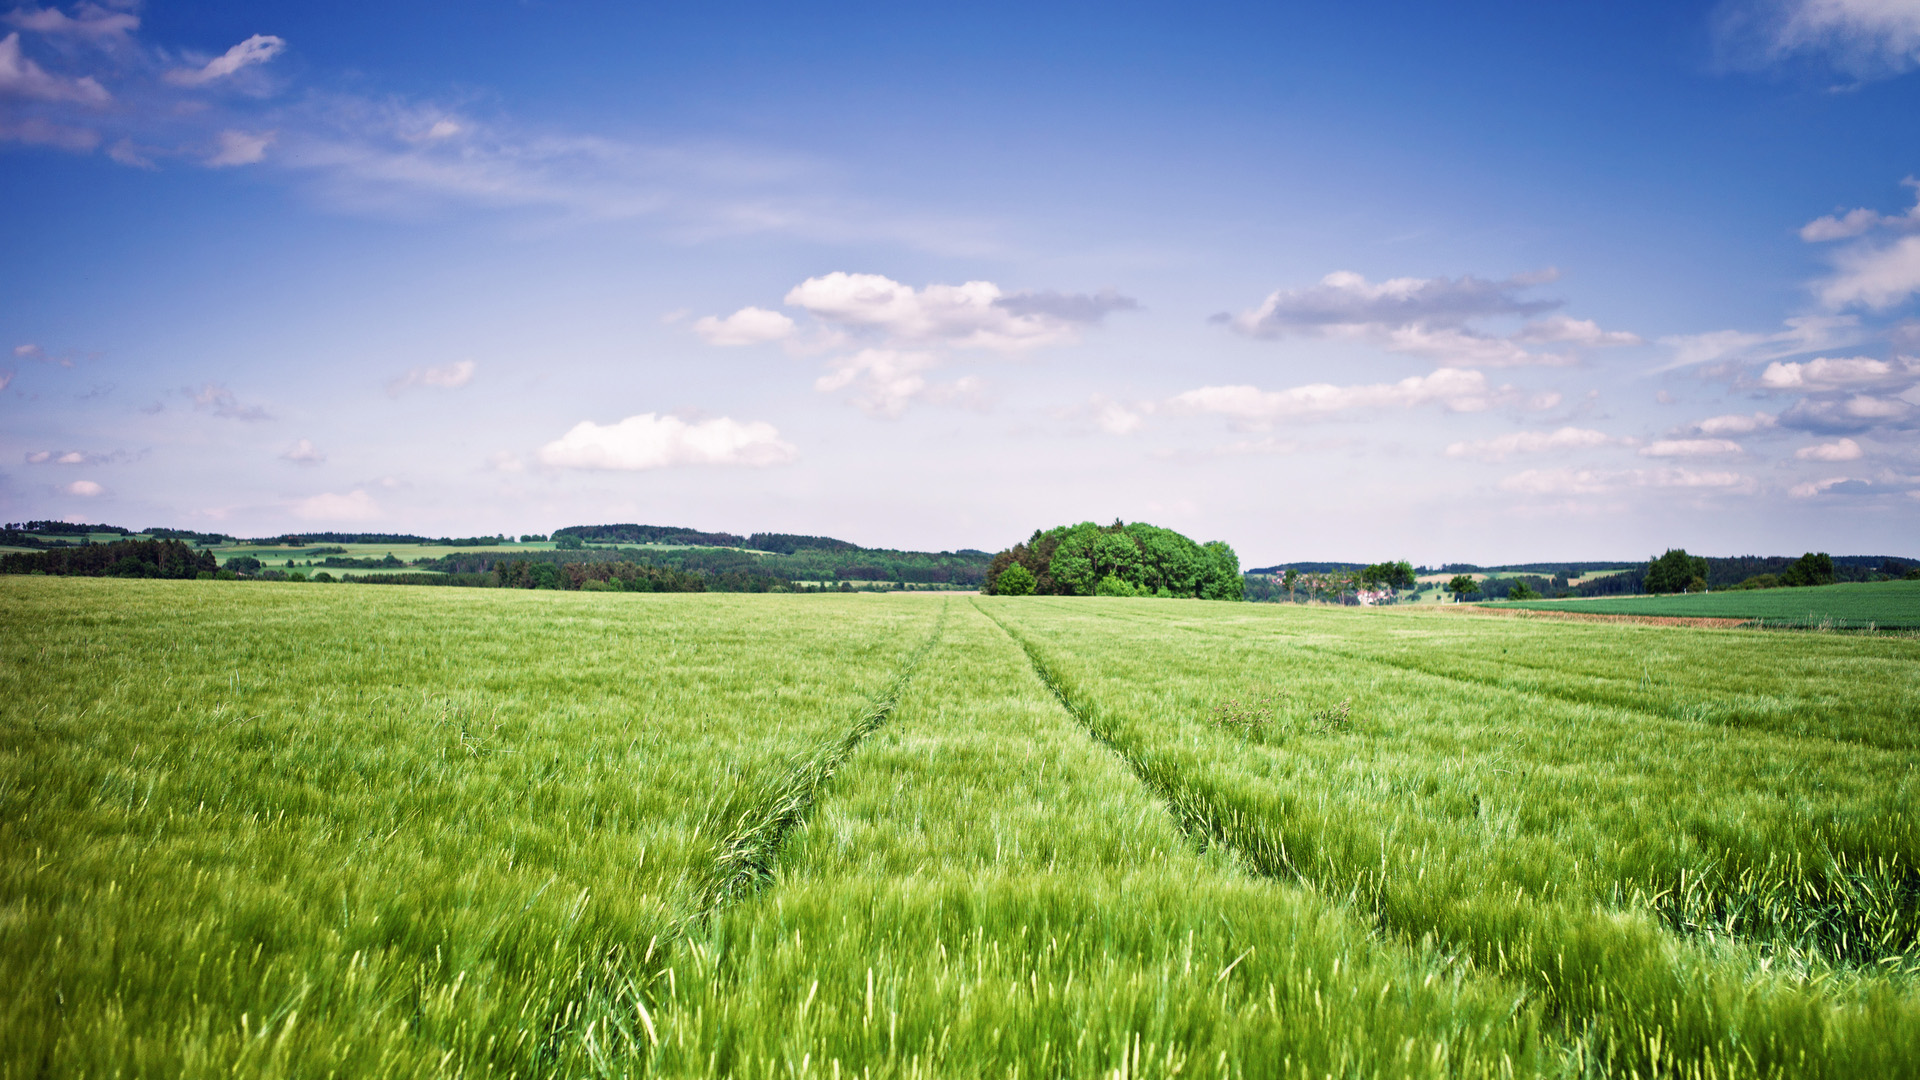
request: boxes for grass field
[1493,579,1920,628]
[2,579,1915,1078]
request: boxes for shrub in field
[993,563,1036,595]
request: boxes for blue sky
[4,0,1918,564]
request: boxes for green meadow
[1494,579,1920,628]
[3,579,1916,1078]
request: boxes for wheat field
[2,578,1914,1078]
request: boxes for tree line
[0,539,215,578]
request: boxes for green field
[1493,579,1920,628]
[3,580,1916,1078]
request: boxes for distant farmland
[1492,578,1920,628]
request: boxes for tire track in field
[684,600,950,928]
[973,601,1301,878]
[974,600,1912,1080]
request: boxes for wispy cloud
[1655,314,1859,372]
[280,439,326,465]
[1170,367,1555,426]
[1500,466,1751,496]
[537,412,796,470]
[1640,438,1744,457]
[1444,426,1619,462]
[163,34,285,87]
[189,382,272,421]
[386,359,475,396]
[1717,0,1920,81]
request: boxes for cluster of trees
[0,538,215,578]
[983,521,1241,599]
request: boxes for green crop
[1496,578,1920,628]
[3,578,1915,1078]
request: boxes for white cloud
[1802,207,1889,242]
[693,306,795,346]
[1640,438,1744,457]
[1802,178,1920,243]
[1170,367,1523,425]
[0,370,11,392]
[205,128,273,167]
[1796,437,1864,460]
[4,5,140,40]
[1444,426,1617,461]
[65,479,102,496]
[1757,355,1904,389]
[537,412,796,470]
[1500,466,1749,496]
[784,272,1128,351]
[1789,475,1853,498]
[164,33,285,87]
[0,30,108,102]
[281,439,325,465]
[1695,411,1777,435]
[1231,269,1558,335]
[386,359,475,396]
[26,449,97,464]
[294,489,380,521]
[1223,269,1635,367]
[1818,233,1920,310]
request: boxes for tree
[1644,549,1709,594]
[1447,574,1476,601]
[1282,568,1299,602]
[1779,551,1834,588]
[1361,560,1417,593]
[1509,582,1540,600]
[994,563,1036,595]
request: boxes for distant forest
[7,519,1914,600]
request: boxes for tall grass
[981,596,1920,1077]
[646,603,1552,1078]
[0,579,935,1079]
